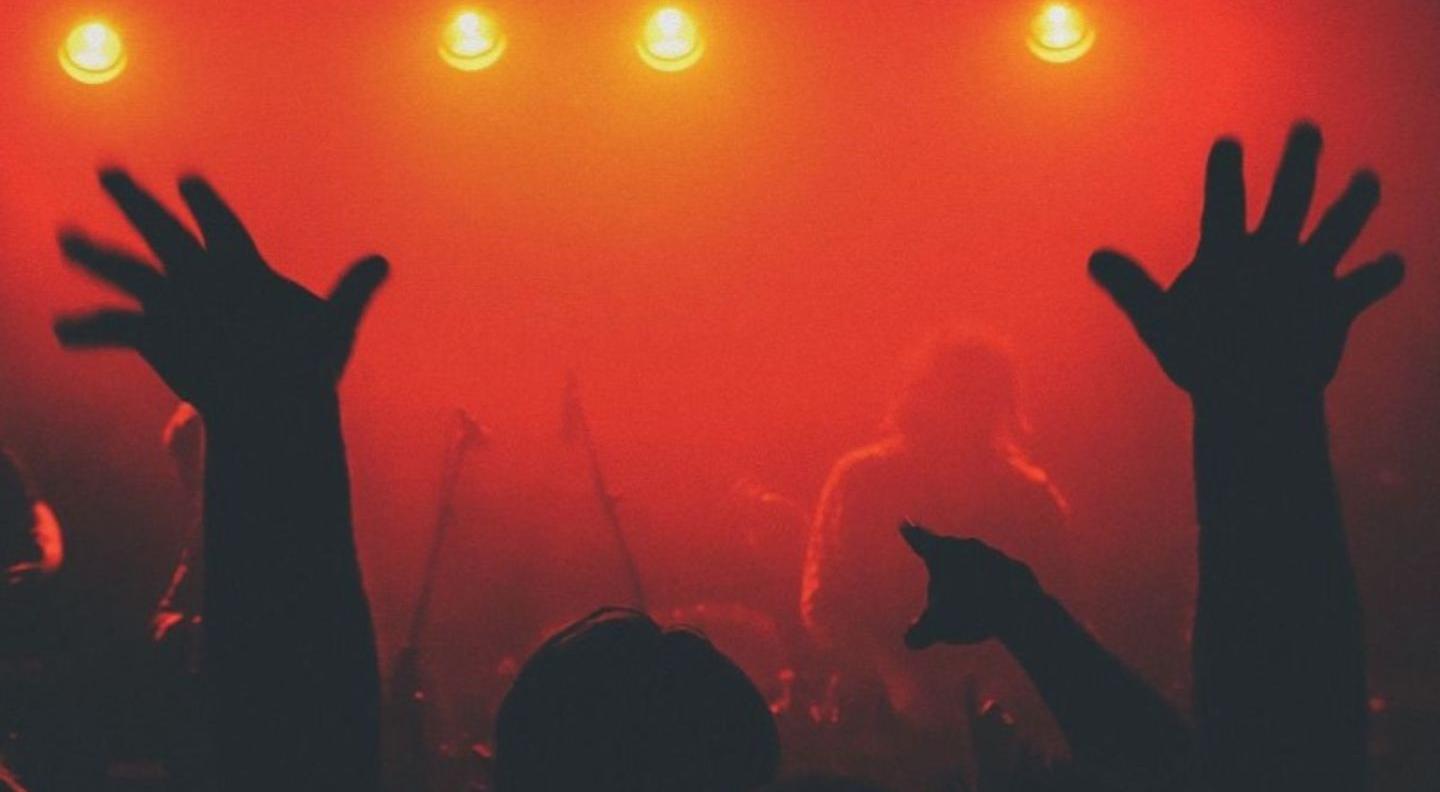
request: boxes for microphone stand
[564,373,647,612]
[385,410,485,792]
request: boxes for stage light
[638,7,703,72]
[59,20,127,85]
[440,9,506,71]
[1027,3,1095,64]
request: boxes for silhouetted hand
[1090,122,1403,401]
[904,527,1197,785]
[899,522,1041,649]
[55,170,388,414]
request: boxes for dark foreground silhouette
[494,607,780,791]
[1089,121,1402,791]
[56,170,389,789]
[896,122,1402,792]
[40,118,1407,791]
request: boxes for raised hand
[899,522,1041,649]
[53,170,388,788]
[1089,122,1403,402]
[901,524,1198,786]
[55,170,388,414]
[1090,123,1387,790]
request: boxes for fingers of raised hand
[1338,253,1405,319]
[54,309,145,350]
[59,232,165,305]
[327,255,390,337]
[178,176,262,264]
[1089,249,1167,346]
[98,169,205,275]
[1257,122,1322,244]
[1199,137,1246,256]
[1306,171,1380,272]
[900,520,942,558]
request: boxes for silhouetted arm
[1188,389,1363,791]
[1091,123,1404,790]
[202,391,380,789]
[902,523,1196,788]
[54,170,389,789]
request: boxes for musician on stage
[801,335,1072,754]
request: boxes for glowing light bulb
[638,7,703,72]
[59,21,127,84]
[440,10,506,71]
[1027,3,1095,64]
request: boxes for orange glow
[1027,3,1095,64]
[439,10,506,71]
[59,20,127,84]
[638,7,703,72]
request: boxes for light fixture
[638,7,703,72]
[440,9,506,71]
[60,20,127,84]
[1027,3,1095,64]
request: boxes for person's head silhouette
[494,607,780,792]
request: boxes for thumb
[328,255,390,335]
[1338,252,1404,320]
[1089,249,1165,339]
[905,609,941,650]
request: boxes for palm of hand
[55,171,388,414]
[1090,123,1403,402]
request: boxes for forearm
[1191,395,1365,790]
[202,392,380,789]
[1001,592,1195,787]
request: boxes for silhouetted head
[494,607,781,792]
[887,334,1024,456]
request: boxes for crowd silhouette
[0,120,1411,790]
